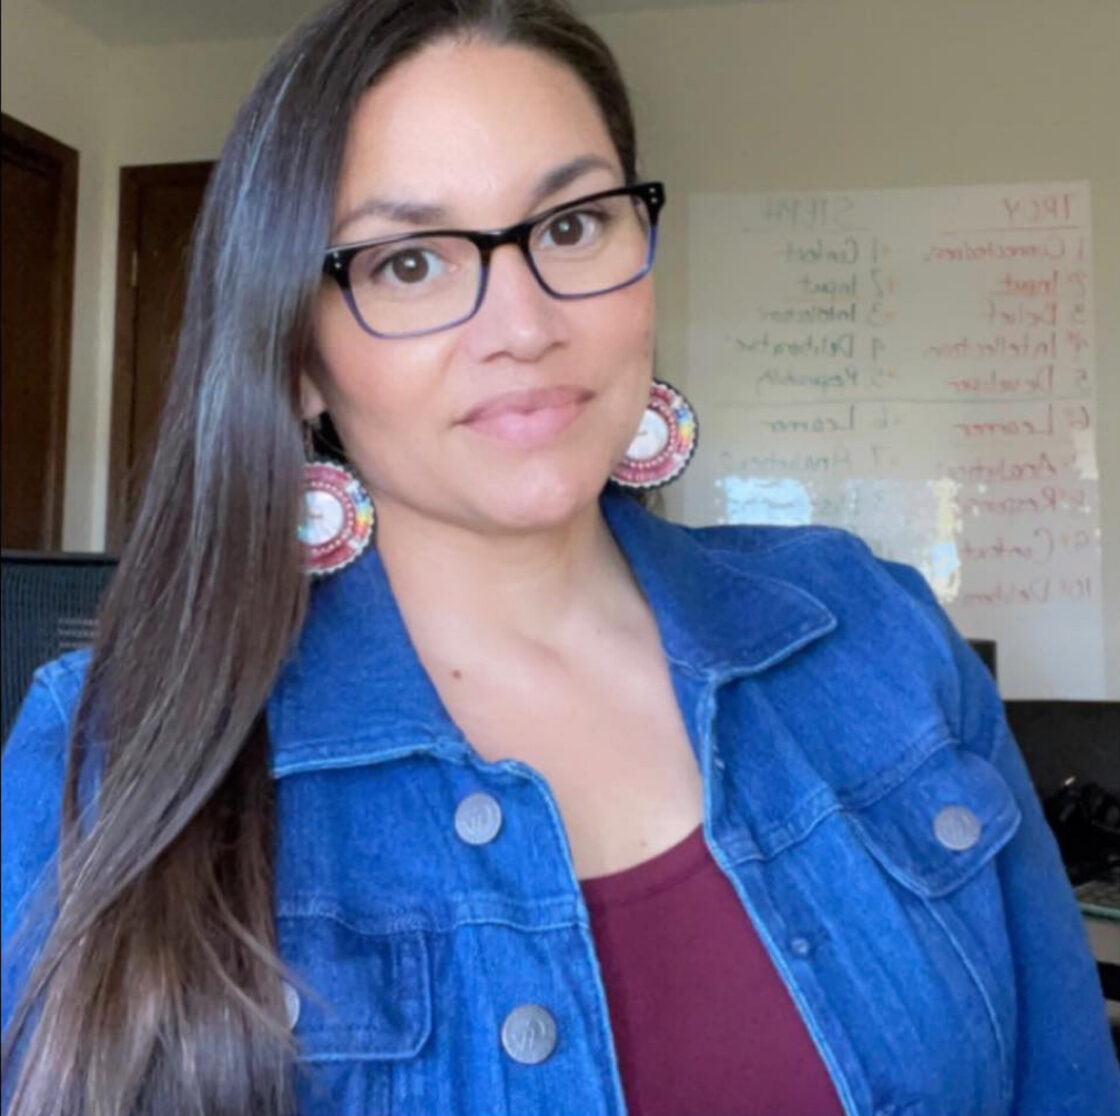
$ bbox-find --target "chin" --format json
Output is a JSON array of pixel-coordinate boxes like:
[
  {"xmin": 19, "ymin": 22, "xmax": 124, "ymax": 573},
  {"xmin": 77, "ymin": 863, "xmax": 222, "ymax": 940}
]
[{"xmin": 472, "ymin": 463, "xmax": 603, "ymax": 534}]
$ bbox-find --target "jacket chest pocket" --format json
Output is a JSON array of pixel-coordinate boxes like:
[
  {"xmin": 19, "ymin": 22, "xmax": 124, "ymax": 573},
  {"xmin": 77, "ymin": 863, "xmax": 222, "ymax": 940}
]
[
  {"xmin": 850, "ymin": 744, "xmax": 1021, "ymax": 898},
  {"xmin": 847, "ymin": 743, "xmax": 1023, "ymax": 1114},
  {"xmin": 277, "ymin": 907, "xmax": 432, "ymax": 1116}
]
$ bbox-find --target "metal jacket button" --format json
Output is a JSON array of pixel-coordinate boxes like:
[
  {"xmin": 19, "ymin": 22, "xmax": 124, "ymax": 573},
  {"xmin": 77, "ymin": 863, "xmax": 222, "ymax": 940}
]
[
  {"xmin": 933, "ymin": 805, "xmax": 982, "ymax": 851},
  {"xmin": 790, "ymin": 936, "xmax": 813, "ymax": 958},
  {"xmin": 501, "ymin": 1004, "xmax": 558, "ymax": 1065},
  {"xmin": 282, "ymin": 980, "xmax": 300, "ymax": 1029},
  {"xmin": 454, "ymin": 792, "xmax": 503, "ymax": 845}
]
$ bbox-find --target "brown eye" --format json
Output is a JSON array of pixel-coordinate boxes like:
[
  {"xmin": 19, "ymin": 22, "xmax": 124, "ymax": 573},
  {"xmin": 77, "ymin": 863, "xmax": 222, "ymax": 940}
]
[
  {"xmin": 545, "ymin": 213, "xmax": 587, "ymax": 247},
  {"xmin": 385, "ymin": 250, "xmax": 430, "ymax": 283},
  {"xmin": 358, "ymin": 245, "xmax": 449, "ymax": 289},
  {"xmin": 537, "ymin": 206, "xmax": 610, "ymax": 253}
]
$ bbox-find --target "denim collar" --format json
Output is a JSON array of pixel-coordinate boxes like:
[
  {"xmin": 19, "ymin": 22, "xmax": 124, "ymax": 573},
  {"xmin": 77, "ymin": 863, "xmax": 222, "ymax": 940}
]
[{"xmin": 268, "ymin": 488, "xmax": 836, "ymax": 776}]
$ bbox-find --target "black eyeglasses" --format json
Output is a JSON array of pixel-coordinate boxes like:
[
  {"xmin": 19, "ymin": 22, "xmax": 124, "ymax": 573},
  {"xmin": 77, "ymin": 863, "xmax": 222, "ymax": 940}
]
[{"xmin": 322, "ymin": 181, "xmax": 665, "ymax": 339}]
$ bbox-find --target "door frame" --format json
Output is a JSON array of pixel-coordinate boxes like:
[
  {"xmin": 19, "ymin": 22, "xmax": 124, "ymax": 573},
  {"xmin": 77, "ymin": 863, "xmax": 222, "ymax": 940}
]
[
  {"xmin": 109, "ymin": 160, "xmax": 213, "ymax": 551},
  {"xmin": 1, "ymin": 112, "xmax": 78, "ymax": 550}
]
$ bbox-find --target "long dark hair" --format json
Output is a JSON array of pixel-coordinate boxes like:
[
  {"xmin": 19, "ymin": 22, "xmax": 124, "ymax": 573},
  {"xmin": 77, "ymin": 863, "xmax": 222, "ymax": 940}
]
[{"xmin": 1, "ymin": 1, "xmax": 640, "ymax": 1113}]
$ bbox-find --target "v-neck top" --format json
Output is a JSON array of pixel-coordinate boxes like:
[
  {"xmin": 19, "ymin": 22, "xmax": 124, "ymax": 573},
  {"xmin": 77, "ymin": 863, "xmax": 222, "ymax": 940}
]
[{"xmin": 580, "ymin": 826, "xmax": 845, "ymax": 1116}]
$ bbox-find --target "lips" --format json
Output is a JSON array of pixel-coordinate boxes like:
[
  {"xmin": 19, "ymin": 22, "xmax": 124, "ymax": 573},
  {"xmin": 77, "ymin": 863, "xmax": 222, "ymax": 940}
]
[
  {"xmin": 457, "ymin": 385, "xmax": 594, "ymax": 446},
  {"xmin": 459, "ymin": 385, "xmax": 593, "ymax": 425}
]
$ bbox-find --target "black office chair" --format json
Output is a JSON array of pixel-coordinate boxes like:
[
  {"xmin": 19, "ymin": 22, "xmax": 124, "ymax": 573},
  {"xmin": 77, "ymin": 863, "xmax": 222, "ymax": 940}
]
[{"xmin": 1, "ymin": 550, "xmax": 118, "ymax": 742}]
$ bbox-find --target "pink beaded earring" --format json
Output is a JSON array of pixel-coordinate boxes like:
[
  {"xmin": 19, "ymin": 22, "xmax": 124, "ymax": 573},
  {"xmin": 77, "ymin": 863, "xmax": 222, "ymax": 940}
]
[
  {"xmin": 298, "ymin": 423, "xmax": 375, "ymax": 577},
  {"xmin": 610, "ymin": 380, "xmax": 698, "ymax": 490}
]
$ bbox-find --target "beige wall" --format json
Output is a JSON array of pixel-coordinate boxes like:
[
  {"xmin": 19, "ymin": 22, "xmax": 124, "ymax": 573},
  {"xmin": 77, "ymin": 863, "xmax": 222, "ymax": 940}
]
[
  {"xmin": 108, "ymin": 36, "xmax": 277, "ymax": 165},
  {"xmin": 2, "ymin": 0, "xmax": 1117, "ymax": 692}
]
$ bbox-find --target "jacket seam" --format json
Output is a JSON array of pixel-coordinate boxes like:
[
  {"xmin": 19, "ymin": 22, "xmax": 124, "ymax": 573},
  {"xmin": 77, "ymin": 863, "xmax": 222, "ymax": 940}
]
[
  {"xmin": 33, "ymin": 667, "xmax": 73, "ymax": 731},
  {"xmin": 835, "ymin": 723, "xmax": 954, "ymax": 811},
  {"xmin": 687, "ymin": 522, "xmax": 852, "ymax": 558},
  {"xmin": 720, "ymin": 724, "xmax": 954, "ymax": 866},
  {"xmin": 922, "ymin": 897, "xmax": 1012, "ymax": 1110}
]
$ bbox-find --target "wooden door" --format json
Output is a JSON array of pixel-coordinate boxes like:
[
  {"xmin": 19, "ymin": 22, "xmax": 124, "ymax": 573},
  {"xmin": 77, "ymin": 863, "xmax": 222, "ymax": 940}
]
[
  {"xmin": 1, "ymin": 114, "xmax": 78, "ymax": 551},
  {"xmin": 109, "ymin": 161, "xmax": 213, "ymax": 550}
]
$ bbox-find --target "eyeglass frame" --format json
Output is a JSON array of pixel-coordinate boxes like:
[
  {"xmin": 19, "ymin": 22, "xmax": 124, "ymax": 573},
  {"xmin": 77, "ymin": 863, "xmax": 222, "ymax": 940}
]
[{"xmin": 321, "ymin": 180, "xmax": 666, "ymax": 339}]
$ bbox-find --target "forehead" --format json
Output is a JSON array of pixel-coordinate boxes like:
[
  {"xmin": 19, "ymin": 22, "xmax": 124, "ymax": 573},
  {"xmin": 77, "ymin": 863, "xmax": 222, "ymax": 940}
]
[{"xmin": 333, "ymin": 39, "xmax": 622, "ymax": 231}]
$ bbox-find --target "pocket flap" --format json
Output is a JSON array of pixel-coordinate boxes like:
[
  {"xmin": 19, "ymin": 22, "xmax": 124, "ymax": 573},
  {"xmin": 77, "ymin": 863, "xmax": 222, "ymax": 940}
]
[
  {"xmin": 277, "ymin": 909, "xmax": 432, "ymax": 1062},
  {"xmin": 849, "ymin": 745, "xmax": 1022, "ymax": 899}
]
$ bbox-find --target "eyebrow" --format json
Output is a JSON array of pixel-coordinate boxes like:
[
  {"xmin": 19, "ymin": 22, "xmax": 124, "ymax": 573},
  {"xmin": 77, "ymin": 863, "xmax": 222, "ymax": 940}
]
[{"xmin": 331, "ymin": 154, "xmax": 620, "ymax": 241}]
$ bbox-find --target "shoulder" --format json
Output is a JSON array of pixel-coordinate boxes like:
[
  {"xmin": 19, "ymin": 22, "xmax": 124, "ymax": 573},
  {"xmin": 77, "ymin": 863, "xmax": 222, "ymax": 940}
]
[
  {"xmin": 686, "ymin": 517, "xmax": 910, "ymax": 569},
  {"xmin": 685, "ymin": 520, "xmax": 943, "ymax": 617},
  {"xmin": 2, "ymin": 649, "xmax": 90, "ymax": 944},
  {"xmin": 684, "ymin": 519, "xmax": 855, "ymax": 557},
  {"xmin": 3, "ymin": 648, "xmax": 91, "ymax": 756},
  {"xmin": 682, "ymin": 519, "xmax": 888, "ymax": 579},
  {"xmin": 680, "ymin": 520, "xmax": 993, "ymax": 746}
]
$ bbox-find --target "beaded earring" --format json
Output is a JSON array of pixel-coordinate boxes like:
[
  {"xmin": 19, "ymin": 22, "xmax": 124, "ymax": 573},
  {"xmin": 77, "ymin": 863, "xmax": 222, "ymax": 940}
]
[
  {"xmin": 610, "ymin": 379, "xmax": 699, "ymax": 490},
  {"xmin": 297, "ymin": 422, "xmax": 375, "ymax": 577}
]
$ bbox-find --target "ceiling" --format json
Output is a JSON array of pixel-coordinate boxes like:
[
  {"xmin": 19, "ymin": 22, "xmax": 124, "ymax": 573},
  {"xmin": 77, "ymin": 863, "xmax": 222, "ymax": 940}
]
[{"xmin": 39, "ymin": 0, "xmax": 774, "ymax": 46}]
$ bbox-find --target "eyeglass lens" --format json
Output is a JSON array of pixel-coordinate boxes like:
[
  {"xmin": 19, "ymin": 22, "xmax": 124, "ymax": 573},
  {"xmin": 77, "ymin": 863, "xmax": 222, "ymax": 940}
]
[{"xmin": 345, "ymin": 192, "xmax": 653, "ymax": 337}]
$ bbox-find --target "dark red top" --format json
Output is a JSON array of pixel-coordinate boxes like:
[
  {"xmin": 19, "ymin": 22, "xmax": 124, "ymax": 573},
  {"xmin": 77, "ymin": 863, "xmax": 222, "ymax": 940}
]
[{"xmin": 580, "ymin": 825, "xmax": 845, "ymax": 1116}]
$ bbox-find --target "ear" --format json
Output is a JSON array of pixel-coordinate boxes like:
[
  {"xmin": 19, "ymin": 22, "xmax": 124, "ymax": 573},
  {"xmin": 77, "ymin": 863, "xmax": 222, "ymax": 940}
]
[{"xmin": 299, "ymin": 371, "xmax": 327, "ymax": 422}]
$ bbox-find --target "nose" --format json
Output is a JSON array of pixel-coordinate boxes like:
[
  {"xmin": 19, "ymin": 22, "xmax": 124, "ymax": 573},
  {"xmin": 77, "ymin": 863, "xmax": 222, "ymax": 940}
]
[{"xmin": 462, "ymin": 241, "xmax": 567, "ymax": 362}]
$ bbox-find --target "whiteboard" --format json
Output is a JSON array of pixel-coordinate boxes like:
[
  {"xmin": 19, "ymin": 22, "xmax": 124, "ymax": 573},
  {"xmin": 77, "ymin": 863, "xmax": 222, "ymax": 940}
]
[{"xmin": 685, "ymin": 181, "xmax": 1104, "ymax": 699}]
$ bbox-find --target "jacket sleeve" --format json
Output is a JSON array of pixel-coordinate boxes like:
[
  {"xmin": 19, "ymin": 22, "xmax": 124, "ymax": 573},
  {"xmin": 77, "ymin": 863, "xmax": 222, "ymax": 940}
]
[
  {"xmin": 882, "ymin": 560, "xmax": 1120, "ymax": 1116},
  {"xmin": 1, "ymin": 661, "xmax": 77, "ymax": 1040}
]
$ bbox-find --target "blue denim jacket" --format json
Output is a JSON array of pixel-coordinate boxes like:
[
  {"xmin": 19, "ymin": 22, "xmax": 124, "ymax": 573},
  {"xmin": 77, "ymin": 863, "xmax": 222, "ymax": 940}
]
[{"xmin": 4, "ymin": 490, "xmax": 1118, "ymax": 1116}]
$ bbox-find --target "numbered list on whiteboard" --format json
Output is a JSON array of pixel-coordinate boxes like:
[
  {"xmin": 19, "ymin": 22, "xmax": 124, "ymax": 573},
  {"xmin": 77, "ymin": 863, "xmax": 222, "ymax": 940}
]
[{"xmin": 686, "ymin": 181, "xmax": 1103, "ymax": 698}]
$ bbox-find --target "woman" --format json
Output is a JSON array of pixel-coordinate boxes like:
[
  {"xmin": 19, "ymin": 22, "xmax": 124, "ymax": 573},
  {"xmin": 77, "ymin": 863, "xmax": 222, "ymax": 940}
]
[{"xmin": 2, "ymin": 0, "xmax": 1116, "ymax": 1113}]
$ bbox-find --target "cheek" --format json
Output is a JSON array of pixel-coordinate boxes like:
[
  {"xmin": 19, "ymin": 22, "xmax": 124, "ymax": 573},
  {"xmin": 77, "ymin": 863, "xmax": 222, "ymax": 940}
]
[
  {"xmin": 584, "ymin": 279, "xmax": 653, "ymax": 359},
  {"xmin": 313, "ymin": 295, "xmax": 445, "ymax": 432},
  {"xmin": 312, "ymin": 294, "xmax": 371, "ymax": 408},
  {"xmin": 593, "ymin": 283, "xmax": 656, "ymax": 412}
]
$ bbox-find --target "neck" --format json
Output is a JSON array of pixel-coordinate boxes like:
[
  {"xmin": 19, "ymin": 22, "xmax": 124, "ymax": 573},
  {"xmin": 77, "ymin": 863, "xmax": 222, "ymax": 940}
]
[{"xmin": 373, "ymin": 492, "xmax": 641, "ymax": 659}]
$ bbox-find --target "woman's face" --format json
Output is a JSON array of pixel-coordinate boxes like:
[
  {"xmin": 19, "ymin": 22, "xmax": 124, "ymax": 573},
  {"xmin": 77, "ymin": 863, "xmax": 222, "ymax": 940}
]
[{"xmin": 306, "ymin": 39, "xmax": 655, "ymax": 535}]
